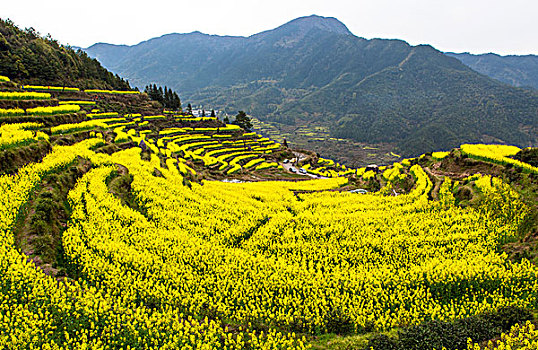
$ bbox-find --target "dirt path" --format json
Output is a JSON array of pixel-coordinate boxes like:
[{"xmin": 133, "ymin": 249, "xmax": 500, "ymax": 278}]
[
  {"xmin": 423, "ymin": 167, "xmax": 443, "ymax": 201},
  {"xmin": 13, "ymin": 158, "xmax": 92, "ymax": 280},
  {"xmin": 281, "ymin": 161, "xmax": 323, "ymax": 179}
]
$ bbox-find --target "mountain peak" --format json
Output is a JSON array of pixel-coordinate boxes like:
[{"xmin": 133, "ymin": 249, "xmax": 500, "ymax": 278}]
[
  {"xmin": 252, "ymin": 15, "xmax": 353, "ymax": 39},
  {"xmin": 285, "ymin": 15, "xmax": 353, "ymax": 35}
]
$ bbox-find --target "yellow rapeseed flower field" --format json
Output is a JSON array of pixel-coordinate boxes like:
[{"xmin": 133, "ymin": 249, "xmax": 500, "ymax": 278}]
[{"xmin": 0, "ymin": 115, "xmax": 536, "ymax": 349}]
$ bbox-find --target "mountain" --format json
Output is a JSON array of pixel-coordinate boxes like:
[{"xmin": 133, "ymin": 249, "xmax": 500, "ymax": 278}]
[
  {"xmin": 0, "ymin": 18, "xmax": 132, "ymax": 90},
  {"xmin": 84, "ymin": 15, "xmax": 538, "ymax": 156},
  {"xmin": 447, "ymin": 52, "xmax": 538, "ymax": 90}
]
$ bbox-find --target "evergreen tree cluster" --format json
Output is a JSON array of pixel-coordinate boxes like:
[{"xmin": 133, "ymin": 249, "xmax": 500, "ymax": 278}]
[{"xmin": 144, "ymin": 84, "xmax": 182, "ymax": 110}]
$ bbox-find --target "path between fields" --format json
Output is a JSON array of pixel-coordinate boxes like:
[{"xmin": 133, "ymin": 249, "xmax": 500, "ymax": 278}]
[{"xmin": 281, "ymin": 151, "xmax": 324, "ymax": 179}]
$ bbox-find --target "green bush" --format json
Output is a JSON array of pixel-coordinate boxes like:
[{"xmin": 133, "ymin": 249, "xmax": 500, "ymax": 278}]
[
  {"xmin": 364, "ymin": 306, "xmax": 532, "ymax": 350},
  {"xmin": 325, "ymin": 308, "xmax": 355, "ymax": 335},
  {"xmin": 398, "ymin": 320, "xmax": 466, "ymax": 350},
  {"xmin": 366, "ymin": 334, "xmax": 398, "ymax": 350},
  {"xmin": 483, "ymin": 306, "xmax": 533, "ymax": 332}
]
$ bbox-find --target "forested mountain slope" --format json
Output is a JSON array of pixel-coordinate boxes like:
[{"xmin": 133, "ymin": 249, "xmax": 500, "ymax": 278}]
[
  {"xmin": 447, "ymin": 52, "xmax": 538, "ymax": 90},
  {"xmin": 85, "ymin": 15, "xmax": 538, "ymax": 156},
  {"xmin": 0, "ymin": 18, "xmax": 132, "ymax": 90}
]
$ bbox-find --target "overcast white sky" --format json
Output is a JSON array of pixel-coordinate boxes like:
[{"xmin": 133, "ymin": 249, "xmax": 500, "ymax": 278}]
[{"xmin": 2, "ymin": 0, "xmax": 536, "ymax": 55}]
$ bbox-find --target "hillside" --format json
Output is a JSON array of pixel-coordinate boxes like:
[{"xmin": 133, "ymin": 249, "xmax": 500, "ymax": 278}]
[
  {"xmin": 0, "ymin": 18, "xmax": 132, "ymax": 90},
  {"xmin": 84, "ymin": 15, "xmax": 538, "ymax": 157},
  {"xmin": 447, "ymin": 52, "xmax": 538, "ymax": 90}
]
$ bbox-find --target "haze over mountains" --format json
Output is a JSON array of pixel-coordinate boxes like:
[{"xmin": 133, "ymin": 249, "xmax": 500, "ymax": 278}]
[
  {"xmin": 446, "ymin": 52, "xmax": 538, "ymax": 90},
  {"xmin": 84, "ymin": 15, "xmax": 538, "ymax": 156}
]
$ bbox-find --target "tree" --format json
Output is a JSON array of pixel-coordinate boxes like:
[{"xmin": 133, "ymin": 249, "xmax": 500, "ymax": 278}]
[
  {"xmin": 157, "ymin": 86, "xmax": 164, "ymax": 104},
  {"xmin": 164, "ymin": 86, "xmax": 171, "ymax": 107},
  {"xmin": 201, "ymin": 109, "xmax": 206, "ymax": 117},
  {"xmin": 210, "ymin": 109, "xmax": 216, "ymax": 118},
  {"xmin": 233, "ymin": 111, "xmax": 252, "ymax": 131},
  {"xmin": 145, "ymin": 84, "xmax": 166, "ymax": 104},
  {"xmin": 173, "ymin": 92, "xmax": 182, "ymax": 111},
  {"xmin": 223, "ymin": 115, "xmax": 230, "ymax": 124},
  {"xmin": 187, "ymin": 103, "xmax": 192, "ymax": 114}
]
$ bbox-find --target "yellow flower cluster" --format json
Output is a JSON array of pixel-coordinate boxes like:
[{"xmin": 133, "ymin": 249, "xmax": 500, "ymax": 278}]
[
  {"xmin": 51, "ymin": 120, "xmax": 108, "ymax": 135},
  {"xmin": 362, "ymin": 170, "xmax": 376, "ymax": 180},
  {"xmin": 461, "ymin": 144, "xmax": 538, "ymax": 174},
  {"xmin": 58, "ymin": 100, "xmax": 96, "ymax": 105},
  {"xmin": 188, "ymin": 125, "xmax": 241, "ymax": 132},
  {"xmin": 317, "ymin": 157, "xmax": 335, "ymax": 166},
  {"xmin": 0, "ymin": 107, "xmax": 25, "ymax": 116},
  {"xmin": 84, "ymin": 89, "xmax": 140, "ymax": 94},
  {"xmin": 244, "ymin": 158, "xmax": 265, "ymax": 169},
  {"xmin": 383, "ymin": 162, "xmax": 404, "ymax": 181},
  {"xmin": 26, "ymin": 105, "xmax": 81, "ymax": 115},
  {"xmin": 467, "ymin": 321, "xmax": 538, "ymax": 349},
  {"xmin": 432, "ymin": 151, "xmax": 450, "ymax": 160},
  {"xmin": 256, "ymin": 162, "xmax": 279, "ymax": 170},
  {"xmin": 22, "ymin": 85, "xmax": 80, "ymax": 92},
  {"xmin": 143, "ymin": 115, "xmax": 166, "ymax": 120},
  {"xmin": 0, "ymin": 122, "xmax": 49, "ymax": 150},
  {"xmin": 87, "ymin": 112, "xmax": 120, "ymax": 119},
  {"xmin": 305, "ymin": 157, "xmax": 358, "ymax": 178},
  {"xmin": 114, "ymin": 126, "xmax": 130, "ymax": 143},
  {"xmin": 0, "ymin": 91, "xmax": 51, "ymax": 100}
]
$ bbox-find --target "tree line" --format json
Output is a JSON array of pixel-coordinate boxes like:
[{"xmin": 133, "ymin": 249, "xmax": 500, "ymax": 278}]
[{"xmin": 144, "ymin": 84, "xmax": 182, "ymax": 110}]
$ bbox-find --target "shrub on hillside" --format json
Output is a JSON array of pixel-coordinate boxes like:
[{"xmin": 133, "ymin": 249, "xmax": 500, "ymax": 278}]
[{"xmin": 365, "ymin": 306, "xmax": 532, "ymax": 350}]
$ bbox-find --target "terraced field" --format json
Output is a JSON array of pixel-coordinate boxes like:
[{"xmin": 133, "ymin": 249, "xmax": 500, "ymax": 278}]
[
  {"xmin": 250, "ymin": 117, "xmax": 401, "ymax": 167},
  {"xmin": 1, "ymin": 75, "xmax": 538, "ymax": 349}
]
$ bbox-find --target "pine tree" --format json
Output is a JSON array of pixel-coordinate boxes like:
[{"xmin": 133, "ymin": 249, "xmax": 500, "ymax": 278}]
[
  {"xmin": 210, "ymin": 109, "xmax": 216, "ymax": 118},
  {"xmin": 152, "ymin": 84, "xmax": 159, "ymax": 101},
  {"xmin": 158, "ymin": 86, "xmax": 164, "ymax": 105},
  {"xmin": 174, "ymin": 92, "xmax": 182, "ymax": 111},
  {"xmin": 233, "ymin": 111, "xmax": 252, "ymax": 131},
  {"xmin": 164, "ymin": 86, "xmax": 172, "ymax": 108}
]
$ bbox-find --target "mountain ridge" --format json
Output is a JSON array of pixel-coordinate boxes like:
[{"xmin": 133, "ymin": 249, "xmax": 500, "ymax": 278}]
[
  {"xmin": 447, "ymin": 52, "xmax": 538, "ymax": 90},
  {"xmin": 83, "ymin": 15, "xmax": 538, "ymax": 156}
]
